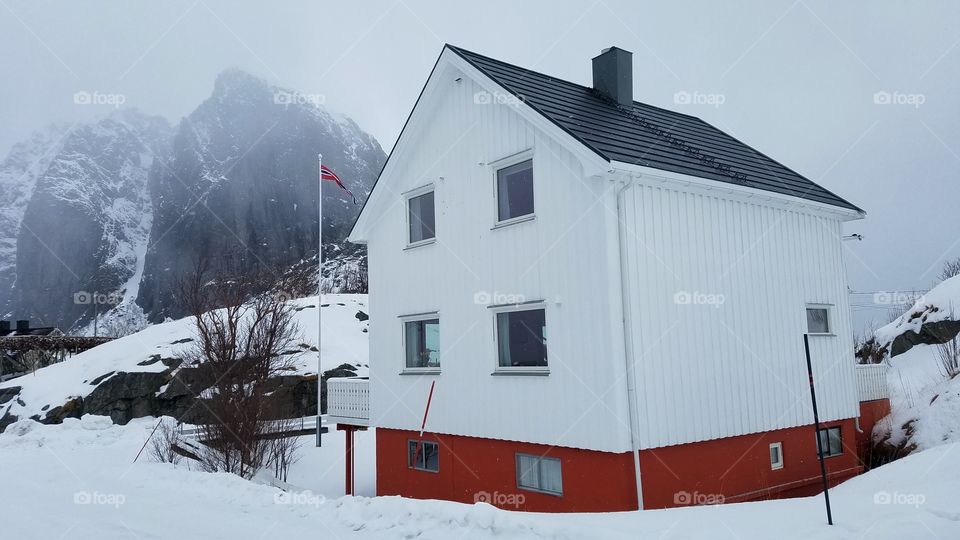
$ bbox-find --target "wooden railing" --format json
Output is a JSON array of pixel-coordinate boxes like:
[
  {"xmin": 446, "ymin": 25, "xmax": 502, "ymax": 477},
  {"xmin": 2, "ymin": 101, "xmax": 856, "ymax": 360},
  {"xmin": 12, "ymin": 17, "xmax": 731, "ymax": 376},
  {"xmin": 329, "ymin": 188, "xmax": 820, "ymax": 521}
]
[
  {"xmin": 326, "ymin": 377, "xmax": 369, "ymax": 426},
  {"xmin": 855, "ymin": 363, "xmax": 889, "ymax": 402}
]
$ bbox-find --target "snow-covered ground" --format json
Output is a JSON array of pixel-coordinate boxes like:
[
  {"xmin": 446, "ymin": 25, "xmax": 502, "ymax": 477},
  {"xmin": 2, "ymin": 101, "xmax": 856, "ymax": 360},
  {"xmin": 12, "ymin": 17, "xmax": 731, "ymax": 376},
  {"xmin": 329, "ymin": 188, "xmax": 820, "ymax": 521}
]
[
  {"xmin": 1, "ymin": 414, "xmax": 958, "ymax": 540},
  {"xmin": 0, "ymin": 294, "xmax": 368, "ymax": 423}
]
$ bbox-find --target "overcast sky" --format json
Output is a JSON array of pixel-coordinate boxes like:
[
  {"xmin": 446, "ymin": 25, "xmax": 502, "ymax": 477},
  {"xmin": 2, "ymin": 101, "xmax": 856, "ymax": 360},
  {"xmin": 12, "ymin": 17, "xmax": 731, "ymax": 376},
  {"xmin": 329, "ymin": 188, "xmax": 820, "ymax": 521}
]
[{"xmin": 2, "ymin": 0, "xmax": 958, "ymax": 332}]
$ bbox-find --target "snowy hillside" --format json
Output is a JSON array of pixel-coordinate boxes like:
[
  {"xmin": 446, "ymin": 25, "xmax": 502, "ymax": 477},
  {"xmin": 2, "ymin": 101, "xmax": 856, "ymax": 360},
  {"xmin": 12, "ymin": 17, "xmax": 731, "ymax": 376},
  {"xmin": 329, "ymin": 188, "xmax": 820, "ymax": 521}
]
[
  {"xmin": 0, "ymin": 295, "xmax": 368, "ymax": 428},
  {"xmin": 868, "ymin": 275, "xmax": 960, "ymax": 453},
  {"xmin": 1, "ymin": 414, "xmax": 958, "ymax": 540}
]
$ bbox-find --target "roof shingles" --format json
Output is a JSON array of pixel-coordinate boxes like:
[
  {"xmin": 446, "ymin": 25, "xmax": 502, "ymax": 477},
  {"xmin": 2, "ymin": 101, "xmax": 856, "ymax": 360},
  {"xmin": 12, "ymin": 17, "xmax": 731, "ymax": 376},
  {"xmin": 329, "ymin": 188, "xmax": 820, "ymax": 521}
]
[{"xmin": 449, "ymin": 45, "xmax": 861, "ymax": 213}]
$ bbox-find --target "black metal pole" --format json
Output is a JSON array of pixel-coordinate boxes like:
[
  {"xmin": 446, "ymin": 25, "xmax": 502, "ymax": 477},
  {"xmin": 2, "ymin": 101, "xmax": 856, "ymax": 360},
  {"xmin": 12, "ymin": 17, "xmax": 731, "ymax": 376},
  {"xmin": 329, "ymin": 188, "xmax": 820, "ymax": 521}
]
[{"xmin": 804, "ymin": 334, "xmax": 834, "ymax": 525}]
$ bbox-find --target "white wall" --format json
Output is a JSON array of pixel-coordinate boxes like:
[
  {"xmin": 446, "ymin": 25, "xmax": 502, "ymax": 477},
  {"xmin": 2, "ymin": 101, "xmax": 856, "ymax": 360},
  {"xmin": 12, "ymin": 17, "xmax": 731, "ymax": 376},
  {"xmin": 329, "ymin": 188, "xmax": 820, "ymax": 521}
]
[
  {"xmin": 365, "ymin": 64, "xmax": 634, "ymax": 453},
  {"xmin": 618, "ymin": 181, "xmax": 859, "ymax": 449},
  {"xmin": 361, "ymin": 57, "xmax": 859, "ymax": 455}
]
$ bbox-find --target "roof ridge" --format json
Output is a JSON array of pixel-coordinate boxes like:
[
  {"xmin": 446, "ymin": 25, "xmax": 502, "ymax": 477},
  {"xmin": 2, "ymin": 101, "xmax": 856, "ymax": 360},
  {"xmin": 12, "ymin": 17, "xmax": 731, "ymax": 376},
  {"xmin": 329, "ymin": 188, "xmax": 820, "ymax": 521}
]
[{"xmin": 445, "ymin": 44, "xmax": 705, "ymax": 121}]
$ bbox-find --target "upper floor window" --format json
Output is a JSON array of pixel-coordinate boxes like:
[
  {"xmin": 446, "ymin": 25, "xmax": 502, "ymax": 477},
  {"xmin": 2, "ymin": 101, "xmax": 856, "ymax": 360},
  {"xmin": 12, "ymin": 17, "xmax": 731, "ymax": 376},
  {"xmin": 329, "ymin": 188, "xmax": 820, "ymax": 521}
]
[
  {"xmin": 407, "ymin": 189, "xmax": 435, "ymax": 245},
  {"xmin": 496, "ymin": 159, "xmax": 534, "ymax": 222},
  {"xmin": 404, "ymin": 317, "xmax": 440, "ymax": 370},
  {"xmin": 806, "ymin": 305, "xmax": 831, "ymax": 334},
  {"xmin": 496, "ymin": 307, "xmax": 547, "ymax": 369},
  {"xmin": 816, "ymin": 427, "xmax": 842, "ymax": 458}
]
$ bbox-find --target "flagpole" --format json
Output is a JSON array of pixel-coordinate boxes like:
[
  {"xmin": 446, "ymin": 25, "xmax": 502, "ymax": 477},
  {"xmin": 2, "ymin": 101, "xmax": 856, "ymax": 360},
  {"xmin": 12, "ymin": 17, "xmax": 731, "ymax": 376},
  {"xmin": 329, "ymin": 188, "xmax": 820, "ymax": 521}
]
[{"xmin": 316, "ymin": 152, "xmax": 323, "ymax": 447}]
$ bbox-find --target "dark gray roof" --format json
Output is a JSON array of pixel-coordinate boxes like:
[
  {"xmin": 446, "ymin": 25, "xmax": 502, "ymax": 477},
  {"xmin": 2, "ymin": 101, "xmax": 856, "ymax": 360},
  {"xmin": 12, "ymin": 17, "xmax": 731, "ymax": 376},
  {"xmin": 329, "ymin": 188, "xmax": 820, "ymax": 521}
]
[{"xmin": 448, "ymin": 45, "xmax": 861, "ymax": 212}]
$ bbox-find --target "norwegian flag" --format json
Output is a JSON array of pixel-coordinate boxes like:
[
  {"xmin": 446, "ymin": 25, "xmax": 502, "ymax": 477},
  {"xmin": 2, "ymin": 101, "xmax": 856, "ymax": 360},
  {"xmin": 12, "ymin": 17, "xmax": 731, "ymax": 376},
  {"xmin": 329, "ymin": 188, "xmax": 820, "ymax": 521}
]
[{"xmin": 321, "ymin": 163, "xmax": 356, "ymax": 204}]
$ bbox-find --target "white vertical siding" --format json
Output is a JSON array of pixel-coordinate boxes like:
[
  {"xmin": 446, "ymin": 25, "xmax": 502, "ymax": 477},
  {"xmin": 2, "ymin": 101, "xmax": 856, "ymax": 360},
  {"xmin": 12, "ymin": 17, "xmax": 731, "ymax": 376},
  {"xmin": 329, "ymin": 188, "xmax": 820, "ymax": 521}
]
[
  {"xmin": 366, "ymin": 66, "xmax": 634, "ymax": 453},
  {"xmin": 620, "ymin": 183, "xmax": 859, "ymax": 449}
]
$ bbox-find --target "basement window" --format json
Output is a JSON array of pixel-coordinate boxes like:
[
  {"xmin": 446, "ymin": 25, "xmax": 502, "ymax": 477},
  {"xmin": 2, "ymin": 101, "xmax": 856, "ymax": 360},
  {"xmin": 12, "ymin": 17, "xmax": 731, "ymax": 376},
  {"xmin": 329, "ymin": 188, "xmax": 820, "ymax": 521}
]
[
  {"xmin": 496, "ymin": 158, "xmax": 534, "ymax": 223},
  {"xmin": 769, "ymin": 442, "xmax": 784, "ymax": 470},
  {"xmin": 806, "ymin": 305, "xmax": 831, "ymax": 334},
  {"xmin": 516, "ymin": 453, "xmax": 562, "ymax": 495},
  {"xmin": 408, "ymin": 440, "xmax": 439, "ymax": 472},
  {"xmin": 407, "ymin": 188, "xmax": 436, "ymax": 245},
  {"xmin": 816, "ymin": 427, "xmax": 843, "ymax": 458}
]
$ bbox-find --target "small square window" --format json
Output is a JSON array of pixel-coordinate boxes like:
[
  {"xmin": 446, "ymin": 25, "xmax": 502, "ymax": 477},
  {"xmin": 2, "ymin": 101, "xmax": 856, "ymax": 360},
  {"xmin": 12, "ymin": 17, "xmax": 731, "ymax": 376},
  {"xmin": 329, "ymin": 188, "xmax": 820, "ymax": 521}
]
[
  {"xmin": 816, "ymin": 427, "xmax": 843, "ymax": 458},
  {"xmin": 806, "ymin": 307, "xmax": 830, "ymax": 334},
  {"xmin": 408, "ymin": 191, "xmax": 435, "ymax": 244},
  {"xmin": 516, "ymin": 453, "xmax": 562, "ymax": 495},
  {"xmin": 496, "ymin": 308, "xmax": 547, "ymax": 368},
  {"xmin": 769, "ymin": 442, "xmax": 784, "ymax": 470},
  {"xmin": 404, "ymin": 318, "xmax": 439, "ymax": 369},
  {"xmin": 408, "ymin": 440, "xmax": 439, "ymax": 472},
  {"xmin": 496, "ymin": 159, "xmax": 534, "ymax": 222}
]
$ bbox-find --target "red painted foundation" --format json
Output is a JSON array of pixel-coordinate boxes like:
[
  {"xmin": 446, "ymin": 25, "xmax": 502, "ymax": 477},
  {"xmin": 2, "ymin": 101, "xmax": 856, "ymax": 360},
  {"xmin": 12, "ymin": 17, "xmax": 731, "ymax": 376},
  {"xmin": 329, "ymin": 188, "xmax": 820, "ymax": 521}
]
[
  {"xmin": 638, "ymin": 419, "xmax": 862, "ymax": 509},
  {"xmin": 856, "ymin": 399, "xmax": 891, "ymax": 466},
  {"xmin": 376, "ymin": 428, "xmax": 638, "ymax": 512},
  {"xmin": 377, "ymin": 419, "xmax": 862, "ymax": 512}
]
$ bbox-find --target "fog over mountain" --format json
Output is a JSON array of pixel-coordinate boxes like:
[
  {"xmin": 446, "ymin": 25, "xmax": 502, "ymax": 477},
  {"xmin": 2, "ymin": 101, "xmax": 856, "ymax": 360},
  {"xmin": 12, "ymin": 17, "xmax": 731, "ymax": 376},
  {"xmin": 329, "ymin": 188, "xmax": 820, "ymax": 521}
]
[{"xmin": 0, "ymin": 70, "xmax": 384, "ymax": 331}]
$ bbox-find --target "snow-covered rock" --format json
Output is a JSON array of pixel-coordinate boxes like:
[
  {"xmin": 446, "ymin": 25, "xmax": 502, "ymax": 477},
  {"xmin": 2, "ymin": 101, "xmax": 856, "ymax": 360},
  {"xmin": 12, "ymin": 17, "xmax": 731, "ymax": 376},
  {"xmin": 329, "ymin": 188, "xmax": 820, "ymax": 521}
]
[
  {"xmin": 875, "ymin": 274, "xmax": 960, "ymax": 358},
  {"xmin": 0, "ymin": 295, "xmax": 368, "ymax": 430}
]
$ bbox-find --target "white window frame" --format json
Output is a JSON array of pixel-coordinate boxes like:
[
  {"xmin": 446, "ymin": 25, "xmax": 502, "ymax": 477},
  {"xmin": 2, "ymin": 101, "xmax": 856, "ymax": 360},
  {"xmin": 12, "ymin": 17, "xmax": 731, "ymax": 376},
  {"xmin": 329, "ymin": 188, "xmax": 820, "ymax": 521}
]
[
  {"xmin": 404, "ymin": 183, "xmax": 436, "ymax": 249},
  {"xmin": 769, "ymin": 442, "xmax": 784, "ymax": 470},
  {"xmin": 399, "ymin": 311, "xmax": 441, "ymax": 374},
  {"xmin": 515, "ymin": 453, "xmax": 563, "ymax": 496},
  {"xmin": 490, "ymin": 149, "xmax": 536, "ymax": 229},
  {"xmin": 490, "ymin": 301, "xmax": 548, "ymax": 375},
  {"xmin": 407, "ymin": 439, "xmax": 440, "ymax": 472},
  {"xmin": 805, "ymin": 304, "xmax": 833, "ymax": 336},
  {"xmin": 816, "ymin": 426, "xmax": 843, "ymax": 458}
]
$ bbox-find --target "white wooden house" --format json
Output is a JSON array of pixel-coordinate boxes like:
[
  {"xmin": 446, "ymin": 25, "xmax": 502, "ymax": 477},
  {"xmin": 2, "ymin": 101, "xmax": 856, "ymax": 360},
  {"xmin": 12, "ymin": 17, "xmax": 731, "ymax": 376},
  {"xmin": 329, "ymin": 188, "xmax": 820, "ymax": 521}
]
[{"xmin": 337, "ymin": 44, "xmax": 869, "ymax": 512}]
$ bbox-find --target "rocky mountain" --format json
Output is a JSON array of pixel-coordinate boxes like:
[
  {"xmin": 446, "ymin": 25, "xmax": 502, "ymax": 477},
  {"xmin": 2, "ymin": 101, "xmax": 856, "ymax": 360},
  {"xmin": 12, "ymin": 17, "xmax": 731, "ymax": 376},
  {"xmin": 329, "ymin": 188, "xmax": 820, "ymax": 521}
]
[
  {"xmin": 2, "ymin": 111, "xmax": 171, "ymax": 330},
  {"xmin": 137, "ymin": 69, "xmax": 383, "ymax": 322},
  {"xmin": 0, "ymin": 70, "xmax": 385, "ymax": 331},
  {"xmin": 0, "ymin": 123, "xmax": 69, "ymax": 317}
]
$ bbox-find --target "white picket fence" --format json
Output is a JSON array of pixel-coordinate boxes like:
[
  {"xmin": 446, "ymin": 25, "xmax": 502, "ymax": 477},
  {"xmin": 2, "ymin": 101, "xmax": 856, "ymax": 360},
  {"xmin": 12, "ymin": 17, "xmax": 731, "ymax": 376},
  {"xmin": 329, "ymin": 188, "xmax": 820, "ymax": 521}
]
[
  {"xmin": 326, "ymin": 377, "xmax": 369, "ymax": 426},
  {"xmin": 855, "ymin": 363, "xmax": 890, "ymax": 402}
]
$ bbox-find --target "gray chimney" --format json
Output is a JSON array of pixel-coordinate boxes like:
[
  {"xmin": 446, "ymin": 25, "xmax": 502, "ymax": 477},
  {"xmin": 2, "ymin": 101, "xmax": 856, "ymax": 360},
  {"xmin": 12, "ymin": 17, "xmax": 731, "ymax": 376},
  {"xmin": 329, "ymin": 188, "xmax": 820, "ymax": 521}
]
[
  {"xmin": 16, "ymin": 319, "xmax": 29, "ymax": 332},
  {"xmin": 0, "ymin": 320, "xmax": 9, "ymax": 333},
  {"xmin": 592, "ymin": 47, "xmax": 633, "ymax": 107}
]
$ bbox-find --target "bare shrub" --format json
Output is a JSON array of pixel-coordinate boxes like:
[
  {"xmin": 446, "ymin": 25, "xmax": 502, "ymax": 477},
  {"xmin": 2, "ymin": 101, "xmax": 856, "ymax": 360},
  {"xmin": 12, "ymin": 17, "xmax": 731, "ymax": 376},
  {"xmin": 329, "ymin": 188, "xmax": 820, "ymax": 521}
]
[
  {"xmin": 149, "ymin": 417, "xmax": 184, "ymax": 465},
  {"xmin": 936, "ymin": 334, "xmax": 960, "ymax": 379},
  {"xmin": 179, "ymin": 259, "xmax": 302, "ymax": 479},
  {"xmin": 855, "ymin": 334, "xmax": 887, "ymax": 365},
  {"xmin": 264, "ymin": 418, "xmax": 303, "ymax": 483},
  {"xmin": 938, "ymin": 257, "xmax": 960, "ymax": 284}
]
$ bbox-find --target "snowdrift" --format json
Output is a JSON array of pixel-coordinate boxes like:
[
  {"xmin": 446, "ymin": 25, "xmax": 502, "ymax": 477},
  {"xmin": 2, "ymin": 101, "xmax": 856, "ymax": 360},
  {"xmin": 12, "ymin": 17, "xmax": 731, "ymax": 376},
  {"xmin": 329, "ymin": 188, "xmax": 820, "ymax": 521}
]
[{"xmin": 1, "ymin": 415, "xmax": 958, "ymax": 540}]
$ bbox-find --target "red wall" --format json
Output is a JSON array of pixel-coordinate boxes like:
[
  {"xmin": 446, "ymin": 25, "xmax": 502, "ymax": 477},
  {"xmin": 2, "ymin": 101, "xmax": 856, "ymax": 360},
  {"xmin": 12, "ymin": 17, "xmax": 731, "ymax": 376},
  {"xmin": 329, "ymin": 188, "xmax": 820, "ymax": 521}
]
[
  {"xmin": 638, "ymin": 419, "xmax": 862, "ymax": 509},
  {"xmin": 856, "ymin": 399, "xmax": 891, "ymax": 465},
  {"xmin": 376, "ymin": 428, "xmax": 639, "ymax": 512},
  {"xmin": 377, "ymin": 420, "xmax": 862, "ymax": 512}
]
